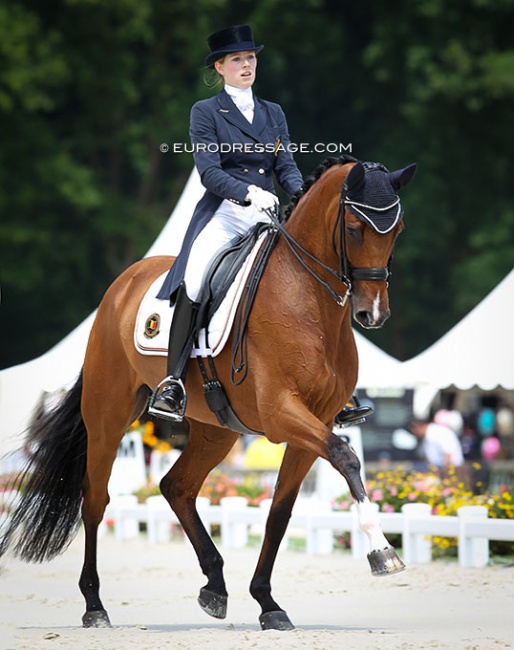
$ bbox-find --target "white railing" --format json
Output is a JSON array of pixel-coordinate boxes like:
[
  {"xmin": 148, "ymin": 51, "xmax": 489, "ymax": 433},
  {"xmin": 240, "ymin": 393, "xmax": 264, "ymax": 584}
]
[
  {"xmin": 2, "ymin": 490, "xmax": 512, "ymax": 568},
  {"xmin": 98, "ymin": 495, "xmax": 514, "ymax": 569}
]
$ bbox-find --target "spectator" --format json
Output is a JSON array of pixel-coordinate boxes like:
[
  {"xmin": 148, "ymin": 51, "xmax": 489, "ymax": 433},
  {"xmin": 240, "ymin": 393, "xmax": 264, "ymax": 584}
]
[{"xmin": 410, "ymin": 417, "xmax": 464, "ymax": 470}]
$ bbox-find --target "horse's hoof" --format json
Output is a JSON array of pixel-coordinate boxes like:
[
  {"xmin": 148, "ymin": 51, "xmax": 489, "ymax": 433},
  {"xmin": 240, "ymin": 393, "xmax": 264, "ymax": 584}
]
[
  {"xmin": 368, "ymin": 546, "xmax": 406, "ymax": 576},
  {"xmin": 82, "ymin": 609, "xmax": 111, "ymax": 628},
  {"xmin": 259, "ymin": 610, "xmax": 295, "ymax": 631},
  {"xmin": 198, "ymin": 587, "xmax": 227, "ymax": 619}
]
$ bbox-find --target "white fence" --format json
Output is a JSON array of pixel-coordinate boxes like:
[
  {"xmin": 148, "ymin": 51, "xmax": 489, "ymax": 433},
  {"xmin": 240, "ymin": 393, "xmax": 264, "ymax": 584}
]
[
  {"xmin": 100, "ymin": 495, "xmax": 514, "ymax": 569},
  {"xmin": 3, "ymin": 429, "xmax": 512, "ymax": 569}
]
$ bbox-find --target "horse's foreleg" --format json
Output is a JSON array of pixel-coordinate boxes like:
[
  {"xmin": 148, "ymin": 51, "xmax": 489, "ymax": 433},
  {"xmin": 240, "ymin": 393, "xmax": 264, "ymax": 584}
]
[
  {"xmin": 159, "ymin": 422, "xmax": 239, "ymax": 620},
  {"xmin": 249, "ymin": 446, "xmax": 317, "ymax": 631},
  {"xmin": 326, "ymin": 433, "xmax": 405, "ymax": 575}
]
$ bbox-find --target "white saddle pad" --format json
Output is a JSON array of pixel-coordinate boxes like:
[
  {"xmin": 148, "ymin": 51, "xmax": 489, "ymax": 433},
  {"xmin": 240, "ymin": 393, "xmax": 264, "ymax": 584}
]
[{"xmin": 134, "ymin": 233, "xmax": 267, "ymax": 358}]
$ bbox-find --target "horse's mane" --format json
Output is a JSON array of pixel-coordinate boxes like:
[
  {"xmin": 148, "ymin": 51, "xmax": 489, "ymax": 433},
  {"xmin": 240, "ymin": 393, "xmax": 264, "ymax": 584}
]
[{"xmin": 284, "ymin": 154, "xmax": 358, "ymax": 220}]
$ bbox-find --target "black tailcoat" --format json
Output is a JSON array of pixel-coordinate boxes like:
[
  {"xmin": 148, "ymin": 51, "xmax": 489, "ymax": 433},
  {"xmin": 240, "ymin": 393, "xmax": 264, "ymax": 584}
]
[{"xmin": 157, "ymin": 89, "xmax": 303, "ymax": 302}]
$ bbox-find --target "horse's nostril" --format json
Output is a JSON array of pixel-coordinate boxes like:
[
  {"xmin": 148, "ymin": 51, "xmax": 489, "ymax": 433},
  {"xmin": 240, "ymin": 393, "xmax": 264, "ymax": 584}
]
[{"xmin": 356, "ymin": 311, "xmax": 371, "ymax": 326}]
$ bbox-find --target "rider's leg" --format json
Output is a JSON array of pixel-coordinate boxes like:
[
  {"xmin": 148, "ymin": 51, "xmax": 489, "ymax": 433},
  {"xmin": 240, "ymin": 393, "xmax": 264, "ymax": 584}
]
[
  {"xmin": 149, "ymin": 203, "xmax": 269, "ymax": 422},
  {"xmin": 149, "ymin": 283, "xmax": 199, "ymax": 422}
]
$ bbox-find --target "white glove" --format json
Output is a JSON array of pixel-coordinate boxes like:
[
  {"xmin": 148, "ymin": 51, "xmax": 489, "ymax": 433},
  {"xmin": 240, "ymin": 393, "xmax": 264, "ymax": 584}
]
[{"xmin": 246, "ymin": 185, "xmax": 279, "ymax": 212}]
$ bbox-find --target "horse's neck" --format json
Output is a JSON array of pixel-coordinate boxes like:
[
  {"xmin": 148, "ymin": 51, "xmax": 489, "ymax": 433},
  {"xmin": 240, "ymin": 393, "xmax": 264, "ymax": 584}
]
[
  {"xmin": 286, "ymin": 167, "xmax": 342, "ymax": 263},
  {"xmin": 270, "ymin": 166, "xmax": 352, "ymax": 338}
]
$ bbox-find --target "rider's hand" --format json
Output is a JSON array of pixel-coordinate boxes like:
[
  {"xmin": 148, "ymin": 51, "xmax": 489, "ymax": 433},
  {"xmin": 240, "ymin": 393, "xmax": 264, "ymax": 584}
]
[{"xmin": 246, "ymin": 185, "xmax": 279, "ymax": 212}]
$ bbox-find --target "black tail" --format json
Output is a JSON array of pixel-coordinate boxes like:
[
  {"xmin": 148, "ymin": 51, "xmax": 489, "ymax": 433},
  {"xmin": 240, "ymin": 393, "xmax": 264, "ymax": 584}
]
[{"xmin": 0, "ymin": 370, "xmax": 87, "ymax": 562}]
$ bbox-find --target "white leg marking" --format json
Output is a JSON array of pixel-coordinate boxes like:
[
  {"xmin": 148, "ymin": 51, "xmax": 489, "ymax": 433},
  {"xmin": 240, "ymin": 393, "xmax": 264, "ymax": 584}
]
[{"xmin": 355, "ymin": 498, "xmax": 390, "ymax": 551}]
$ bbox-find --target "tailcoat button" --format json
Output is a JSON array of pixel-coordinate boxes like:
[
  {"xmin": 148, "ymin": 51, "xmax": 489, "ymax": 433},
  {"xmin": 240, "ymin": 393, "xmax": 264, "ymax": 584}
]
[{"xmin": 258, "ymin": 168, "xmax": 265, "ymax": 174}]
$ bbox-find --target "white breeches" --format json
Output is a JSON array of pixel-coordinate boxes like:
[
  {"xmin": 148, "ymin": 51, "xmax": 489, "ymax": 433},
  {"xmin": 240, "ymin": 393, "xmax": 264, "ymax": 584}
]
[{"xmin": 183, "ymin": 199, "xmax": 271, "ymax": 301}]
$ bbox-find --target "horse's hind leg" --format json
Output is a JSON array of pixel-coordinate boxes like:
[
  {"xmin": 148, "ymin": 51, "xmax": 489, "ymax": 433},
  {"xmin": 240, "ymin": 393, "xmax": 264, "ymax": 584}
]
[
  {"xmin": 159, "ymin": 421, "xmax": 239, "ymax": 619},
  {"xmin": 79, "ymin": 367, "xmax": 149, "ymax": 628},
  {"xmin": 249, "ymin": 445, "xmax": 317, "ymax": 630}
]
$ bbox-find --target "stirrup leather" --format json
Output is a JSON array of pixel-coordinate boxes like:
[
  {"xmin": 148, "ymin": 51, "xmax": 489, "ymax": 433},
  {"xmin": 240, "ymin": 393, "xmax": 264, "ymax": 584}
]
[{"xmin": 148, "ymin": 376, "xmax": 187, "ymax": 422}]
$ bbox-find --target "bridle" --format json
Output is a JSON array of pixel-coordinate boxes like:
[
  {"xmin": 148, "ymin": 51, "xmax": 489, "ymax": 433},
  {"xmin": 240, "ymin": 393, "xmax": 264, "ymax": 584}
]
[
  {"xmin": 335, "ymin": 161, "xmax": 393, "ymax": 288},
  {"xmin": 264, "ymin": 162, "xmax": 396, "ymax": 308}
]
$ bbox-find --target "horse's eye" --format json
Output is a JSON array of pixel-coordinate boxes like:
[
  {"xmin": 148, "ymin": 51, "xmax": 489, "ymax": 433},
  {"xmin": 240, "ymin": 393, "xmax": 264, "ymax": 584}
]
[{"xmin": 346, "ymin": 226, "xmax": 362, "ymax": 242}]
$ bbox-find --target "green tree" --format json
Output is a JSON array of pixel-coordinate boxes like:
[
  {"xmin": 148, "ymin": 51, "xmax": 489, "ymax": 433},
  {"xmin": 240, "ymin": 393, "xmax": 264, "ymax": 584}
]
[{"xmin": 1, "ymin": 0, "xmax": 513, "ymax": 369}]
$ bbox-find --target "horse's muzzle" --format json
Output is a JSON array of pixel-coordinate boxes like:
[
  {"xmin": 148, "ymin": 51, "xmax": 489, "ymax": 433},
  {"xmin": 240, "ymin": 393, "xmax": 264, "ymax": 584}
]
[{"xmin": 353, "ymin": 304, "xmax": 391, "ymax": 329}]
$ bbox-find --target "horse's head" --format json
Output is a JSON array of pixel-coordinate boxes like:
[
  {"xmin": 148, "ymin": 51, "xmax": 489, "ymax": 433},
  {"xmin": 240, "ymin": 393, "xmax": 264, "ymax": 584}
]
[{"xmin": 342, "ymin": 160, "xmax": 417, "ymax": 329}]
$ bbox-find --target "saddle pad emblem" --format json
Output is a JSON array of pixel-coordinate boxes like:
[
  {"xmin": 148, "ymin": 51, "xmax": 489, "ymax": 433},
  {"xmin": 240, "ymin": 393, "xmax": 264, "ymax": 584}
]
[{"xmin": 144, "ymin": 313, "xmax": 161, "ymax": 338}]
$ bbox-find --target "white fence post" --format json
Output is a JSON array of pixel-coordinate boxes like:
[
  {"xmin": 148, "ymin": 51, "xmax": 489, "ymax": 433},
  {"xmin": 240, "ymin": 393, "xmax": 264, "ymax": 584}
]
[
  {"xmin": 110, "ymin": 495, "xmax": 141, "ymax": 541},
  {"xmin": 458, "ymin": 505, "xmax": 489, "ymax": 568},
  {"xmin": 401, "ymin": 503, "xmax": 432, "ymax": 564},
  {"xmin": 149, "ymin": 449, "xmax": 181, "ymax": 484},
  {"xmin": 220, "ymin": 496, "xmax": 249, "ymax": 548},
  {"xmin": 147, "ymin": 495, "xmax": 174, "ymax": 543},
  {"xmin": 299, "ymin": 499, "xmax": 334, "ymax": 556},
  {"xmin": 108, "ymin": 432, "xmax": 147, "ymax": 496}
]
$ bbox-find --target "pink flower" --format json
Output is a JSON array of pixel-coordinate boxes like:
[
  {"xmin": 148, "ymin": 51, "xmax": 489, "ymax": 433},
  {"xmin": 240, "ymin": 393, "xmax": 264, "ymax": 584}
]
[
  {"xmin": 408, "ymin": 492, "xmax": 417, "ymax": 501},
  {"xmin": 372, "ymin": 489, "xmax": 384, "ymax": 501},
  {"xmin": 381, "ymin": 503, "xmax": 395, "ymax": 513}
]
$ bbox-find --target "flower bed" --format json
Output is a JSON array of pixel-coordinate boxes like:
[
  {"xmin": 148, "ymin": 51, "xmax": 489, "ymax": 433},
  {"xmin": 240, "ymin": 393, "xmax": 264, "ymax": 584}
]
[
  {"xmin": 132, "ymin": 469, "xmax": 273, "ymax": 507},
  {"xmin": 333, "ymin": 466, "xmax": 514, "ymax": 557}
]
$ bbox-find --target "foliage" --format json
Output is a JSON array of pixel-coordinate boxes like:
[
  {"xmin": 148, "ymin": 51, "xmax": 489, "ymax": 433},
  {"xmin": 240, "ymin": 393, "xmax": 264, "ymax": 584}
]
[
  {"xmin": 200, "ymin": 469, "xmax": 273, "ymax": 506},
  {"xmin": 333, "ymin": 466, "xmax": 514, "ymax": 556},
  {"xmin": 132, "ymin": 469, "xmax": 272, "ymax": 506},
  {"xmin": 132, "ymin": 481, "xmax": 163, "ymax": 504},
  {"xmin": 0, "ymin": 472, "xmax": 29, "ymax": 513},
  {"xmin": 0, "ymin": 472, "xmax": 27, "ymax": 494},
  {"xmin": 1, "ymin": 0, "xmax": 514, "ymax": 367}
]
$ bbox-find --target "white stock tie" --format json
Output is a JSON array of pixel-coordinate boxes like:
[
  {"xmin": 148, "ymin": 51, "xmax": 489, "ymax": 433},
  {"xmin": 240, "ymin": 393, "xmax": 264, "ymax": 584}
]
[
  {"xmin": 237, "ymin": 100, "xmax": 254, "ymax": 123},
  {"xmin": 227, "ymin": 88, "xmax": 254, "ymax": 123}
]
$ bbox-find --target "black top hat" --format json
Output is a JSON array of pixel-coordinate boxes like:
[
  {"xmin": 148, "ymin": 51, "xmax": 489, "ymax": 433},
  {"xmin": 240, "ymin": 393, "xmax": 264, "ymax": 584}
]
[{"xmin": 205, "ymin": 25, "xmax": 264, "ymax": 68}]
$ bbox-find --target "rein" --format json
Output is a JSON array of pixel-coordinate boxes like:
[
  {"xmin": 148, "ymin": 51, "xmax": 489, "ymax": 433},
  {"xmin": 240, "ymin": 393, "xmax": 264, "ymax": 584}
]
[{"xmin": 264, "ymin": 207, "xmax": 352, "ymax": 307}]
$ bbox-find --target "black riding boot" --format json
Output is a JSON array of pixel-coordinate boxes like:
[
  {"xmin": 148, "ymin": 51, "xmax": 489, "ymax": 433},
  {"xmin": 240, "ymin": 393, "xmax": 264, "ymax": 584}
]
[
  {"xmin": 148, "ymin": 284, "xmax": 199, "ymax": 422},
  {"xmin": 334, "ymin": 394, "xmax": 374, "ymax": 428}
]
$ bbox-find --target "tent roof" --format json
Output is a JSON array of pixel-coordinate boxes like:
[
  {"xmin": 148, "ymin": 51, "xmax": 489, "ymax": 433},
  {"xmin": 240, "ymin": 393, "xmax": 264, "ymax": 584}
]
[{"xmin": 401, "ymin": 268, "xmax": 514, "ymax": 391}]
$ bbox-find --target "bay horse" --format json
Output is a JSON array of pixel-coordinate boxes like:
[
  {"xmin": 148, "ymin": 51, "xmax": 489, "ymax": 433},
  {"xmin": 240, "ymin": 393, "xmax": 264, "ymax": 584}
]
[{"xmin": 0, "ymin": 155, "xmax": 416, "ymax": 631}]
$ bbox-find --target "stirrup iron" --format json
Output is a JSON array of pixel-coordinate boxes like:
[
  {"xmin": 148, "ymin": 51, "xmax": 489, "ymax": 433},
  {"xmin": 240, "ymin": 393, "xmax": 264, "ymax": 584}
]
[{"xmin": 148, "ymin": 376, "xmax": 187, "ymax": 422}]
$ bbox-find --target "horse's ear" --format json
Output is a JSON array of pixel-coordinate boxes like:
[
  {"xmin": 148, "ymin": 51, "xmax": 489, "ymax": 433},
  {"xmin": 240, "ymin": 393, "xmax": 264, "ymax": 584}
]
[
  {"xmin": 389, "ymin": 163, "xmax": 417, "ymax": 191},
  {"xmin": 345, "ymin": 162, "xmax": 365, "ymax": 192}
]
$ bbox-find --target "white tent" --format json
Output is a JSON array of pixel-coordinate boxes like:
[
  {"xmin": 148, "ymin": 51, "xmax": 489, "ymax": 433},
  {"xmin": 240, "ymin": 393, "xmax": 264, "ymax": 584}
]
[
  {"xmin": 0, "ymin": 168, "xmax": 406, "ymax": 458},
  {"xmin": 400, "ymin": 268, "xmax": 514, "ymax": 415},
  {"xmin": 0, "ymin": 170, "xmax": 203, "ymax": 458},
  {"xmin": 402, "ymin": 268, "xmax": 514, "ymax": 391}
]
